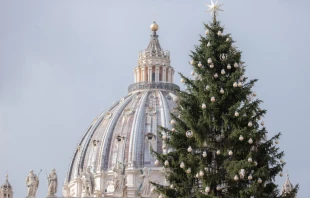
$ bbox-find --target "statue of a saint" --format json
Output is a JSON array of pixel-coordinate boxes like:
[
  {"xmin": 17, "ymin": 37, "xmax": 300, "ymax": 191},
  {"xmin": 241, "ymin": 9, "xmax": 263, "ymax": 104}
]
[
  {"xmin": 140, "ymin": 167, "xmax": 152, "ymax": 196},
  {"xmin": 81, "ymin": 166, "xmax": 95, "ymax": 196},
  {"xmin": 26, "ymin": 170, "xmax": 39, "ymax": 198},
  {"xmin": 47, "ymin": 169, "xmax": 58, "ymax": 196},
  {"xmin": 113, "ymin": 163, "xmax": 126, "ymax": 194}
]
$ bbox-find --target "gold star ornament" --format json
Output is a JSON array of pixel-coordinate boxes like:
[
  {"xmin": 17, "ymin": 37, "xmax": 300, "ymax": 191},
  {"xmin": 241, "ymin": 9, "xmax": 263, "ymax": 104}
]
[{"xmin": 206, "ymin": 0, "xmax": 224, "ymax": 17}]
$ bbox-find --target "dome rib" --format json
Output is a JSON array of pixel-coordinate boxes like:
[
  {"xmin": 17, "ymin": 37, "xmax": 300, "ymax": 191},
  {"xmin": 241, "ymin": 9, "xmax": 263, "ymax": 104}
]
[
  {"xmin": 100, "ymin": 94, "xmax": 135, "ymax": 171},
  {"xmin": 158, "ymin": 91, "xmax": 172, "ymax": 128},
  {"xmin": 128, "ymin": 91, "xmax": 149, "ymax": 168},
  {"xmin": 67, "ymin": 122, "xmax": 94, "ymax": 182}
]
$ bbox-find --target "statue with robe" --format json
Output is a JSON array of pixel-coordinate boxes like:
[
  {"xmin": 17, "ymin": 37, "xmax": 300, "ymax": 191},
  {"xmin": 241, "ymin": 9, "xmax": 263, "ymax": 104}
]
[
  {"xmin": 113, "ymin": 163, "xmax": 126, "ymax": 194},
  {"xmin": 139, "ymin": 167, "xmax": 152, "ymax": 196},
  {"xmin": 47, "ymin": 169, "xmax": 58, "ymax": 196},
  {"xmin": 81, "ymin": 166, "xmax": 95, "ymax": 196},
  {"xmin": 26, "ymin": 170, "xmax": 39, "ymax": 198}
]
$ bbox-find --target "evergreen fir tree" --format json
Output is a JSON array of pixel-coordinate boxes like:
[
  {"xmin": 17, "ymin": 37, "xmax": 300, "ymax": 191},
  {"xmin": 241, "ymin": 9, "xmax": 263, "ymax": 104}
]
[{"xmin": 152, "ymin": 2, "xmax": 298, "ymax": 198}]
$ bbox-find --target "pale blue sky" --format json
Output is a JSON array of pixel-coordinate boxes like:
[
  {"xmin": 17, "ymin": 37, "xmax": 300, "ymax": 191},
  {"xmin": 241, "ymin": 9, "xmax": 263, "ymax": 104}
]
[{"xmin": 0, "ymin": 0, "xmax": 309, "ymax": 197}]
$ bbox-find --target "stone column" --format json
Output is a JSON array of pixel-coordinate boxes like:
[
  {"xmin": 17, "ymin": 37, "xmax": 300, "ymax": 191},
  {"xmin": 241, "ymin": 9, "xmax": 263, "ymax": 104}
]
[
  {"xmin": 148, "ymin": 66, "xmax": 152, "ymax": 82},
  {"xmin": 137, "ymin": 68, "xmax": 141, "ymax": 82},
  {"xmin": 168, "ymin": 68, "xmax": 172, "ymax": 83},
  {"xmin": 141, "ymin": 67, "xmax": 145, "ymax": 82},
  {"xmin": 162, "ymin": 67, "xmax": 166, "ymax": 82},
  {"xmin": 155, "ymin": 66, "xmax": 159, "ymax": 82}
]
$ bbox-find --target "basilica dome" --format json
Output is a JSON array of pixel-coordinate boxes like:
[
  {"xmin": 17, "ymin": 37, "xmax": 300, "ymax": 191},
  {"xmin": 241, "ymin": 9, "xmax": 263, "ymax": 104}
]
[{"xmin": 63, "ymin": 22, "xmax": 179, "ymax": 198}]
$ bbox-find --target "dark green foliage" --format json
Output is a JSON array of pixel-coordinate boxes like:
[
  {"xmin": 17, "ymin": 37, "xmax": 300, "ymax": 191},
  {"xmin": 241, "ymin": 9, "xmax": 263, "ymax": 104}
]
[{"xmin": 151, "ymin": 18, "xmax": 298, "ymax": 198}]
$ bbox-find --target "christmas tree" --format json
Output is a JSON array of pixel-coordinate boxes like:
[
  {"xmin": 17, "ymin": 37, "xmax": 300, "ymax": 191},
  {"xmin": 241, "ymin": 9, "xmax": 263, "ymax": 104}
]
[{"xmin": 152, "ymin": 1, "xmax": 298, "ymax": 198}]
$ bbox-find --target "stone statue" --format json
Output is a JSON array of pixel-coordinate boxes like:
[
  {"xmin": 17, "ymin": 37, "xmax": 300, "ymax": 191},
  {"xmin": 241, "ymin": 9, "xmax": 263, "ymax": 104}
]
[
  {"xmin": 106, "ymin": 180, "xmax": 115, "ymax": 193},
  {"xmin": 26, "ymin": 170, "xmax": 39, "ymax": 198},
  {"xmin": 113, "ymin": 163, "xmax": 126, "ymax": 194},
  {"xmin": 47, "ymin": 169, "xmax": 58, "ymax": 197},
  {"xmin": 139, "ymin": 167, "xmax": 152, "ymax": 196},
  {"xmin": 81, "ymin": 166, "xmax": 95, "ymax": 196}
]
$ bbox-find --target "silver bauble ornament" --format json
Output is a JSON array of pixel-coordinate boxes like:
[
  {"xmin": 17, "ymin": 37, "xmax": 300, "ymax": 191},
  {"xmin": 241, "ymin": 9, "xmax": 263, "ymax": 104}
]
[
  {"xmin": 220, "ymin": 88, "xmax": 224, "ymax": 94},
  {"xmin": 220, "ymin": 53, "xmax": 227, "ymax": 61},
  {"xmin": 199, "ymin": 170, "xmax": 204, "ymax": 177},
  {"xmin": 211, "ymin": 96, "xmax": 215, "ymax": 102},
  {"xmin": 227, "ymin": 64, "xmax": 232, "ymax": 69},
  {"xmin": 186, "ymin": 130, "xmax": 194, "ymax": 138},
  {"xmin": 235, "ymin": 111, "xmax": 239, "ymax": 117},
  {"xmin": 205, "ymin": 29, "xmax": 209, "ymax": 35},
  {"xmin": 228, "ymin": 150, "xmax": 233, "ymax": 156},
  {"xmin": 171, "ymin": 119, "xmax": 176, "ymax": 125},
  {"xmin": 181, "ymin": 78, "xmax": 185, "ymax": 83},
  {"xmin": 214, "ymin": 73, "xmax": 219, "ymax": 78},
  {"xmin": 207, "ymin": 42, "xmax": 211, "ymax": 47},
  {"xmin": 258, "ymin": 178, "xmax": 262, "ymax": 183},
  {"xmin": 202, "ymin": 103, "xmax": 207, "ymax": 109},
  {"xmin": 162, "ymin": 134, "xmax": 167, "ymax": 140},
  {"xmin": 205, "ymin": 186, "xmax": 210, "ymax": 193},
  {"xmin": 248, "ymin": 138, "xmax": 253, "ymax": 144},
  {"xmin": 234, "ymin": 175, "xmax": 239, "ymax": 181},
  {"xmin": 202, "ymin": 151, "xmax": 207, "ymax": 157},
  {"xmin": 248, "ymin": 121, "xmax": 253, "ymax": 127},
  {"xmin": 216, "ymin": 150, "xmax": 221, "ymax": 155},
  {"xmin": 205, "ymin": 85, "xmax": 210, "ymax": 90},
  {"xmin": 187, "ymin": 146, "xmax": 193, "ymax": 152},
  {"xmin": 198, "ymin": 61, "xmax": 202, "ymax": 67},
  {"xmin": 248, "ymin": 174, "xmax": 253, "ymax": 180},
  {"xmin": 248, "ymin": 157, "xmax": 253, "ymax": 163},
  {"xmin": 203, "ymin": 141, "xmax": 208, "ymax": 147},
  {"xmin": 239, "ymin": 135, "xmax": 244, "ymax": 141},
  {"xmin": 180, "ymin": 162, "xmax": 185, "ymax": 168},
  {"xmin": 209, "ymin": 64, "xmax": 214, "ymax": 68},
  {"xmin": 239, "ymin": 169, "xmax": 246, "ymax": 179},
  {"xmin": 208, "ymin": 58, "xmax": 212, "ymax": 64},
  {"xmin": 155, "ymin": 159, "xmax": 159, "ymax": 166},
  {"xmin": 233, "ymin": 82, "xmax": 238, "ymax": 88},
  {"xmin": 221, "ymin": 69, "xmax": 226, "ymax": 75},
  {"xmin": 186, "ymin": 168, "xmax": 191, "ymax": 174},
  {"xmin": 190, "ymin": 60, "xmax": 195, "ymax": 65},
  {"xmin": 234, "ymin": 62, "xmax": 239, "ymax": 68},
  {"xmin": 164, "ymin": 160, "xmax": 169, "ymax": 166},
  {"xmin": 238, "ymin": 82, "xmax": 243, "ymax": 87},
  {"xmin": 217, "ymin": 31, "xmax": 222, "ymax": 36},
  {"xmin": 216, "ymin": 185, "xmax": 222, "ymax": 191}
]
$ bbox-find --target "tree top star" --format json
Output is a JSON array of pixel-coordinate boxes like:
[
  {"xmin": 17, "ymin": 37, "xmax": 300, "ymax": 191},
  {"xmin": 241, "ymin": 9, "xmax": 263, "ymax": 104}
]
[{"xmin": 206, "ymin": 0, "xmax": 224, "ymax": 17}]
